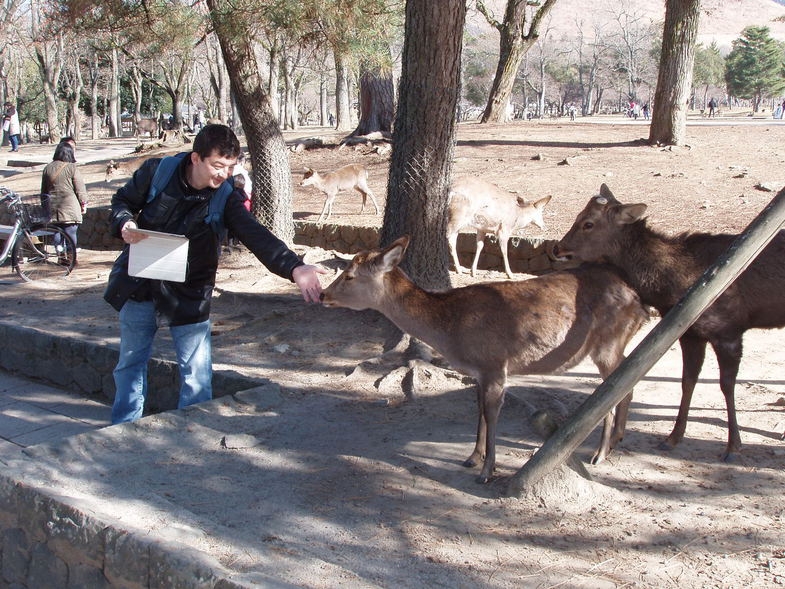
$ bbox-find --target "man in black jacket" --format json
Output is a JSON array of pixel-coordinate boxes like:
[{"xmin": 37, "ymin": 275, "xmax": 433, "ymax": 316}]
[{"xmin": 105, "ymin": 124, "xmax": 326, "ymax": 424}]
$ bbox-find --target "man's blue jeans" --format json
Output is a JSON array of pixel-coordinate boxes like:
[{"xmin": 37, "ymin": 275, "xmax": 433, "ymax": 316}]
[{"xmin": 112, "ymin": 300, "xmax": 212, "ymax": 424}]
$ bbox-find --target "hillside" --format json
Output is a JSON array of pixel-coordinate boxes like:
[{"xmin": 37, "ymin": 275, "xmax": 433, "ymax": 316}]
[{"xmin": 470, "ymin": 0, "xmax": 785, "ymax": 49}]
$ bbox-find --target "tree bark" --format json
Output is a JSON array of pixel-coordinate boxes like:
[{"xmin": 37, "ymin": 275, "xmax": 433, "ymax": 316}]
[
  {"xmin": 206, "ymin": 0, "xmax": 295, "ymax": 244},
  {"xmin": 348, "ymin": 55, "xmax": 395, "ymax": 138},
  {"xmin": 479, "ymin": 0, "xmax": 558, "ymax": 124},
  {"xmin": 333, "ymin": 49, "xmax": 353, "ymax": 131},
  {"xmin": 648, "ymin": 0, "xmax": 701, "ymax": 146},
  {"xmin": 109, "ymin": 46, "xmax": 121, "ymax": 138},
  {"xmin": 381, "ymin": 1, "xmax": 466, "ymax": 290}
]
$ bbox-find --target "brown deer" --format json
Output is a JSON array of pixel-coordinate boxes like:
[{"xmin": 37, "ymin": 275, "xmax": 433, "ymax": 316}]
[
  {"xmin": 134, "ymin": 118, "xmax": 159, "ymax": 140},
  {"xmin": 320, "ymin": 236, "xmax": 648, "ymax": 483},
  {"xmin": 552, "ymin": 184, "xmax": 785, "ymax": 461},
  {"xmin": 300, "ymin": 164, "xmax": 380, "ymax": 223},
  {"xmin": 447, "ymin": 176, "xmax": 551, "ymax": 278}
]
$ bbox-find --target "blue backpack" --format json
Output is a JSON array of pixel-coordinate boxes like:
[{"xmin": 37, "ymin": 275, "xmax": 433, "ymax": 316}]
[{"xmin": 147, "ymin": 152, "xmax": 234, "ymax": 237}]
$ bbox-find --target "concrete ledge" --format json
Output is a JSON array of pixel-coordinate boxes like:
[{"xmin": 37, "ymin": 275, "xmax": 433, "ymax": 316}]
[
  {"xmin": 0, "ymin": 322, "xmax": 262, "ymax": 414},
  {"xmin": 0, "ymin": 473, "xmax": 242, "ymax": 588},
  {"xmin": 0, "ymin": 384, "xmax": 339, "ymax": 588}
]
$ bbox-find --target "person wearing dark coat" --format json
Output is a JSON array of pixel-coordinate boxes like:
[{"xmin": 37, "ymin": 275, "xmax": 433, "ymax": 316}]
[{"xmin": 105, "ymin": 124, "xmax": 326, "ymax": 424}]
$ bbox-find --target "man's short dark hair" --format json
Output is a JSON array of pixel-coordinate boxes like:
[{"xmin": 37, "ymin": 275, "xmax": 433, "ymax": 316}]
[{"xmin": 193, "ymin": 124, "xmax": 241, "ymax": 160}]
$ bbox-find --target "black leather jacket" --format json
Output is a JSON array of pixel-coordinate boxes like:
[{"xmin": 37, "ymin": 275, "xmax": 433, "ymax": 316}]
[{"xmin": 104, "ymin": 155, "xmax": 304, "ymax": 326}]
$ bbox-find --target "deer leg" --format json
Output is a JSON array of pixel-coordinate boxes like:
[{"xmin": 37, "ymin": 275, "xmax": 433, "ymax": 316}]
[
  {"xmin": 355, "ymin": 187, "xmax": 368, "ymax": 214},
  {"xmin": 591, "ymin": 354, "xmax": 631, "ymax": 465},
  {"xmin": 317, "ymin": 193, "xmax": 336, "ymax": 223},
  {"xmin": 470, "ymin": 231, "xmax": 487, "ymax": 277},
  {"xmin": 463, "ymin": 384, "xmax": 486, "ymax": 468},
  {"xmin": 711, "ymin": 338, "xmax": 743, "ymax": 462},
  {"xmin": 447, "ymin": 230, "xmax": 465, "ymax": 274},
  {"xmin": 363, "ymin": 186, "xmax": 380, "ymax": 215},
  {"xmin": 664, "ymin": 336, "xmax": 706, "ymax": 450},
  {"xmin": 477, "ymin": 377, "xmax": 506, "ymax": 484},
  {"xmin": 497, "ymin": 232, "xmax": 513, "ymax": 278}
]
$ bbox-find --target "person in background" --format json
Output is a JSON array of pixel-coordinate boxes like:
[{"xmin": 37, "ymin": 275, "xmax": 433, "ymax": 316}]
[
  {"xmin": 3, "ymin": 102, "xmax": 21, "ymax": 152},
  {"xmin": 40, "ymin": 140, "xmax": 88, "ymax": 251},
  {"xmin": 232, "ymin": 151, "xmax": 253, "ymax": 211},
  {"xmin": 104, "ymin": 123, "xmax": 327, "ymax": 424}
]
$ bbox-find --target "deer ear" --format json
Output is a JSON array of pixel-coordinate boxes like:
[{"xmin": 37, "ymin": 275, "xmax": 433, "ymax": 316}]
[
  {"xmin": 597, "ymin": 184, "xmax": 618, "ymax": 204},
  {"xmin": 533, "ymin": 194, "xmax": 552, "ymax": 210},
  {"xmin": 616, "ymin": 203, "xmax": 647, "ymax": 224},
  {"xmin": 379, "ymin": 236, "xmax": 409, "ymax": 271}
]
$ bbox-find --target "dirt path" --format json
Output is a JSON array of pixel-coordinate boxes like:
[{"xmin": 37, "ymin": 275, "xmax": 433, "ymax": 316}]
[{"xmin": 1, "ymin": 118, "xmax": 784, "ymax": 587}]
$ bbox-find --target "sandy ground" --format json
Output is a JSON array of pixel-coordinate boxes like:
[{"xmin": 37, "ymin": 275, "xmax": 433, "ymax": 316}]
[{"xmin": 1, "ymin": 116, "xmax": 784, "ymax": 587}]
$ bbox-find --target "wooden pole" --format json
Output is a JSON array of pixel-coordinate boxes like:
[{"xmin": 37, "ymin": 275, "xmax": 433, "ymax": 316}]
[{"xmin": 506, "ymin": 187, "xmax": 785, "ymax": 497}]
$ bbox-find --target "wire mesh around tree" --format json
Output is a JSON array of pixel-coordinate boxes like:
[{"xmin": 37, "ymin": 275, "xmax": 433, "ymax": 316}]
[{"xmin": 20, "ymin": 194, "xmax": 52, "ymax": 226}]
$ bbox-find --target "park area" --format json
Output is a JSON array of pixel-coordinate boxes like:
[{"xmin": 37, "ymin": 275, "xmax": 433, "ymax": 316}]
[{"xmin": 1, "ymin": 116, "xmax": 784, "ymax": 587}]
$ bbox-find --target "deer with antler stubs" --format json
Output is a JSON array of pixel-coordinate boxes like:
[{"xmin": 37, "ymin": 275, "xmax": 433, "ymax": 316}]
[{"xmin": 321, "ymin": 236, "xmax": 648, "ymax": 483}]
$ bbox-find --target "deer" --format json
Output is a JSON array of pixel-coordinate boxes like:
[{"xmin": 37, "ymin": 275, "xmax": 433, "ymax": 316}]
[
  {"xmin": 447, "ymin": 176, "xmax": 551, "ymax": 278},
  {"xmin": 320, "ymin": 236, "xmax": 648, "ymax": 483},
  {"xmin": 299, "ymin": 164, "xmax": 380, "ymax": 223},
  {"xmin": 552, "ymin": 184, "xmax": 785, "ymax": 462},
  {"xmin": 134, "ymin": 118, "xmax": 159, "ymax": 140}
]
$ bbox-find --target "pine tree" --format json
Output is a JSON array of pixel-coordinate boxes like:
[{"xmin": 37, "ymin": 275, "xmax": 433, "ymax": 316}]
[{"xmin": 725, "ymin": 26, "xmax": 785, "ymax": 112}]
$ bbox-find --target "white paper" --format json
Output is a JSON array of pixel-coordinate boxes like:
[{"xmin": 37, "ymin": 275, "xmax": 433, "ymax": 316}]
[{"xmin": 128, "ymin": 229, "xmax": 189, "ymax": 282}]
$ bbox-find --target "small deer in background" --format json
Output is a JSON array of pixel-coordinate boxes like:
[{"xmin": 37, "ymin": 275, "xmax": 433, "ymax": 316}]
[
  {"xmin": 321, "ymin": 236, "xmax": 648, "ymax": 483},
  {"xmin": 447, "ymin": 176, "xmax": 551, "ymax": 278},
  {"xmin": 300, "ymin": 164, "xmax": 380, "ymax": 223}
]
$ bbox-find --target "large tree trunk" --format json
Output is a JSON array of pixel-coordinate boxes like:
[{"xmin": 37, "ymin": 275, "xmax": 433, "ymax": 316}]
[
  {"xmin": 479, "ymin": 0, "xmax": 558, "ymax": 124},
  {"xmin": 348, "ymin": 61, "xmax": 395, "ymax": 138},
  {"xmin": 381, "ymin": 1, "xmax": 466, "ymax": 290},
  {"xmin": 648, "ymin": 0, "xmax": 701, "ymax": 146},
  {"xmin": 206, "ymin": 0, "xmax": 294, "ymax": 244}
]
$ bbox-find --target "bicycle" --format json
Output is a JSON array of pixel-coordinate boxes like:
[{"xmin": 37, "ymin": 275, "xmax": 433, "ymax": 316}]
[{"xmin": 0, "ymin": 187, "xmax": 77, "ymax": 281}]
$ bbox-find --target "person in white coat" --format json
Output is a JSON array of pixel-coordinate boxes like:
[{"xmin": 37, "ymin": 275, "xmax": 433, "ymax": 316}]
[{"xmin": 3, "ymin": 102, "xmax": 21, "ymax": 152}]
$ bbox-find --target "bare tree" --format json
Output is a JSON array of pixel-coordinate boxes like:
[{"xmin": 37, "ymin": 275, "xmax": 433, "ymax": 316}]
[
  {"xmin": 30, "ymin": 0, "xmax": 64, "ymax": 141},
  {"xmin": 61, "ymin": 40, "xmax": 84, "ymax": 138},
  {"xmin": 381, "ymin": 0, "xmax": 466, "ymax": 290},
  {"xmin": 604, "ymin": 1, "xmax": 657, "ymax": 103},
  {"xmin": 205, "ymin": 34, "xmax": 229, "ymax": 124},
  {"xmin": 648, "ymin": 0, "xmax": 701, "ymax": 146},
  {"xmin": 0, "ymin": 0, "xmax": 24, "ymax": 100},
  {"xmin": 85, "ymin": 47, "xmax": 103, "ymax": 138},
  {"xmin": 573, "ymin": 17, "xmax": 610, "ymax": 115},
  {"xmin": 519, "ymin": 31, "xmax": 552, "ymax": 118},
  {"xmin": 477, "ymin": 0, "xmax": 558, "ymax": 123}
]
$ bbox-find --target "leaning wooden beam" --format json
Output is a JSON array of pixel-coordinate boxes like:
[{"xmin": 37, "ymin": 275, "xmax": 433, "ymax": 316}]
[{"xmin": 506, "ymin": 186, "xmax": 785, "ymax": 497}]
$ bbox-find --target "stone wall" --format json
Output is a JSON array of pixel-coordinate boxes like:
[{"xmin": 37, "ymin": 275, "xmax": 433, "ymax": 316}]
[
  {"xmin": 0, "ymin": 474, "xmax": 250, "ymax": 588},
  {"xmin": 78, "ymin": 208, "xmax": 558, "ymax": 275},
  {"xmin": 0, "ymin": 323, "xmax": 260, "ymax": 413},
  {"xmin": 1, "ymin": 206, "xmax": 557, "ymax": 274}
]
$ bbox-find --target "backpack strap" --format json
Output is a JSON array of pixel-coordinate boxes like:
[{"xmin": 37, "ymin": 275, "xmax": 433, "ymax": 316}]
[
  {"xmin": 147, "ymin": 152, "xmax": 235, "ymax": 237},
  {"xmin": 204, "ymin": 178, "xmax": 235, "ymax": 237},
  {"xmin": 147, "ymin": 152, "xmax": 188, "ymax": 203}
]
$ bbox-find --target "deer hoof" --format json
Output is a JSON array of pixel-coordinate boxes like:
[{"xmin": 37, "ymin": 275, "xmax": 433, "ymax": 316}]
[
  {"xmin": 722, "ymin": 450, "xmax": 742, "ymax": 463},
  {"xmin": 462, "ymin": 454, "xmax": 482, "ymax": 468},
  {"xmin": 590, "ymin": 450, "xmax": 606, "ymax": 466}
]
